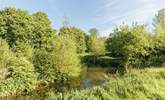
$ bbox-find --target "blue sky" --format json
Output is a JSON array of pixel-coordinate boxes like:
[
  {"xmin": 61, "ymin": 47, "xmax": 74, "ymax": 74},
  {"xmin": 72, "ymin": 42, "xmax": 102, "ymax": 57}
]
[{"xmin": 0, "ymin": 0, "xmax": 165, "ymax": 36}]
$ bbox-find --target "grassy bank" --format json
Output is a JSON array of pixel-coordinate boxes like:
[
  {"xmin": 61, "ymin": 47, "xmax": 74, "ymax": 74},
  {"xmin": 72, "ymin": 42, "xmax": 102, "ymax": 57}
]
[{"xmin": 48, "ymin": 67, "xmax": 165, "ymax": 100}]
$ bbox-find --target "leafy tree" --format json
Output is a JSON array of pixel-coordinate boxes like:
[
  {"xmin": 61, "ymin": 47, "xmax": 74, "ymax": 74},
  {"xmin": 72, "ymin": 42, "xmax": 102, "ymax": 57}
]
[
  {"xmin": 85, "ymin": 28, "xmax": 106, "ymax": 64},
  {"xmin": 32, "ymin": 12, "xmax": 56, "ymax": 49},
  {"xmin": 154, "ymin": 32, "xmax": 165, "ymax": 54},
  {"xmin": 153, "ymin": 9, "xmax": 165, "ymax": 54},
  {"xmin": 33, "ymin": 49, "xmax": 55, "ymax": 83},
  {"xmin": 106, "ymin": 24, "xmax": 150, "ymax": 70},
  {"xmin": 153, "ymin": 8, "xmax": 165, "ymax": 33},
  {"xmin": 12, "ymin": 41, "xmax": 33, "ymax": 60},
  {"xmin": 0, "ymin": 8, "xmax": 56, "ymax": 51},
  {"xmin": 0, "ymin": 38, "xmax": 37, "ymax": 97},
  {"xmin": 33, "ymin": 36, "xmax": 81, "ymax": 84},
  {"xmin": 89, "ymin": 28, "xmax": 99, "ymax": 37},
  {"xmin": 0, "ymin": 7, "xmax": 33, "ymax": 47},
  {"xmin": 59, "ymin": 27, "xmax": 86, "ymax": 53},
  {"xmin": 0, "ymin": 15, "xmax": 6, "ymax": 37},
  {"xmin": 52, "ymin": 36, "xmax": 81, "ymax": 78},
  {"xmin": 90, "ymin": 37, "xmax": 105, "ymax": 56},
  {"xmin": 87, "ymin": 28, "xmax": 105, "ymax": 55}
]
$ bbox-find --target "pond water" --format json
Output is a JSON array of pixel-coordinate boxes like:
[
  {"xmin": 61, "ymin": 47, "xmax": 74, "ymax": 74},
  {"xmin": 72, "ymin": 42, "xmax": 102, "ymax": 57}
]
[
  {"xmin": 53, "ymin": 67, "xmax": 111, "ymax": 92},
  {"xmin": 80, "ymin": 67, "xmax": 110, "ymax": 89},
  {"xmin": 1, "ymin": 67, "xmax": 111, "ymax": 100}
]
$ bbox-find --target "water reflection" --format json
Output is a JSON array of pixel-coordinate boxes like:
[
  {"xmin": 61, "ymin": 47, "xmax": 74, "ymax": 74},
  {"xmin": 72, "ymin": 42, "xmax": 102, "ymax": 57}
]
[
  {"xmin": 80, "ymin": 67, "xmax": 110, "ymax": 89},
  {"xmin": 82, "ymin": 79, "xmax": 108, "ymax": 88}
]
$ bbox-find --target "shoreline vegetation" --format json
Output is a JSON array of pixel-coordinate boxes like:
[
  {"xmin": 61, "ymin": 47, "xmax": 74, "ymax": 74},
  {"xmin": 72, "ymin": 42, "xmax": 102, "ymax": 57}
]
[
  {"xmin": 1, "ymin": 67, "xmax": 165, "ymax": 100},
  {"xmin": 0, "ymin": 7, "xmax": 165, "ymax": 100}
]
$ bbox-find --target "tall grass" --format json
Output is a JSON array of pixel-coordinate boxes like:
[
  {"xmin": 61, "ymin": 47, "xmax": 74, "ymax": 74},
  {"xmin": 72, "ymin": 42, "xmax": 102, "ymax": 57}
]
[{"xmin": 47, "ymin": 67, "xmax": 165, "ymax": 100}]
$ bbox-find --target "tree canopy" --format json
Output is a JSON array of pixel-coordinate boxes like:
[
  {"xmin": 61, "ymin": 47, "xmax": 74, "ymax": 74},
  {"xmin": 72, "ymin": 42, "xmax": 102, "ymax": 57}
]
[
  {"xmin": 153, "ymin": 9, "xmax": 165, "ymax": 54},
  {"xmin": 59, "ymin": 26, "xmax": 86, "ymax": 53},
  {"xmin": 153, "ymin": 8, "xmax": 165, "ymax": 33},
  {"xmin": 0, "ymin": 8, "xmax": 56, "ymax": 50},
  {"xmin": 87, "ymin": 28, "xmax": 105, "ymax": 55},
  {"xmin": 106, "ymin": 24, "xmax": 150, "ymax": 69}
]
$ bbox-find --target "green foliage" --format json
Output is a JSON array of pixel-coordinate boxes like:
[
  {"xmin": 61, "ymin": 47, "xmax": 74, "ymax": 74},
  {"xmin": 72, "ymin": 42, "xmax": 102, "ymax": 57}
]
[
  {"xmin": 87, "ymin": 32, "xmax": 106, "ymax": 55},
  {"xmin": 0, "ymin": 7, "xmax": 33, "ymax": 47},
  {"xmin": 91, "ymin": 38, "xmax": 105, "ymax": 55},
  {"xmin": 0, "ymin": 39, "xmax": 37, "ymax": 97},
  {"xmin": 12, "ymin": 41, "xmax": 33, "ymax": 60},
  {"xmin": 33, "ymin": 49, "xmax": 55, "ymax": 83},
  {"xmin": 59, "ymin": 26, "xmax": 86, "ymax": 53},
  {"xmin": 0, "ymin": 7, "xmax": 165, "ymax": 99},
  {"xmin": 154, "ymin": 32, "xmax": 165, "ymax": 52},
  {"xmin": 153, "ymin": 9, "xmax": 165, "ymax": 52},
  {"xmin": 149, "ymin": 9, "xmax": 165, "ymax": 66},
  {"xmin": 0, "ymin": 38, "xmax": 12, "ymax": 65},
  {"xmin": 106, "ymin": 24, "xmax": 150, "ymax": 69},
  {"xmin": 89, "ymin": 28, "xmax": 99, "ymax": 37},
  {"xmin": 0, "ymin": 7, "xmax": 56, "ymax": 50},
  {"xmin": 153, "ymin": 8, "xmax": 165, "ymax": 34},
  {"xmin": 33, "ymin": 36, "xmax": 81, "ymax": 83},
  {"xmin": 32, "ymin": 12, "xmax": 56, "ymax": 49},
  {"xmin": 52, "ymin": 36, "xmax": 81, "ymax": 78}
]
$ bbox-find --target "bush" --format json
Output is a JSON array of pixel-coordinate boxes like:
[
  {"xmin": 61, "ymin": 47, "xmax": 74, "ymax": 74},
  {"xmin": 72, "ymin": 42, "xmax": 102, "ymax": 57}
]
[{"xmin": 0, "ymin": 39, "xmax": 37, "ymax": 97}]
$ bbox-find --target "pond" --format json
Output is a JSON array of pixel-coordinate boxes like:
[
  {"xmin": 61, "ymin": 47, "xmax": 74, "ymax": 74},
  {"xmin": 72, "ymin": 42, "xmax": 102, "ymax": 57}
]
[
  {"xmin": 80, "ymin": 67, "xmax": 110, "ymax": 89},
  {"xmin": 1, "ymin": 67, "xmax": 112, "ymax": 100},
  {"xmin": 52, "ymin": 66, "xmax": 112, "ymax": 92}
]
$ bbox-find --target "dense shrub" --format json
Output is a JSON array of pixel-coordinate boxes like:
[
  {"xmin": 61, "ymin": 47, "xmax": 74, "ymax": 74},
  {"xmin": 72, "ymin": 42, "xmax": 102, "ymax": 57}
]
[
  {"xmin": 11, "ymin": 41, "xmax": 33, "ymax": 60},
  {"xmin": 0, "ymin": 39, "xmax": 37, "ymax": 97}
]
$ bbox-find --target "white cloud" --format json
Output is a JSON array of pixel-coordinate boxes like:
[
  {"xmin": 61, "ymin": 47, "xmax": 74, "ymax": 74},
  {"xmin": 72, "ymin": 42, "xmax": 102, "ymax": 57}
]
[
  {"xmin": 95, "ymin": 0, "xmax": 119, "ymax": 13},
  {"xmin": 94, "ymin": 0, "xmax": 165, "ymax": 36}
]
